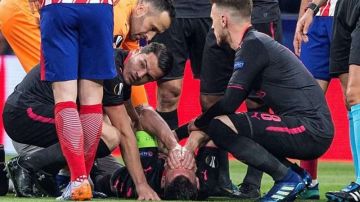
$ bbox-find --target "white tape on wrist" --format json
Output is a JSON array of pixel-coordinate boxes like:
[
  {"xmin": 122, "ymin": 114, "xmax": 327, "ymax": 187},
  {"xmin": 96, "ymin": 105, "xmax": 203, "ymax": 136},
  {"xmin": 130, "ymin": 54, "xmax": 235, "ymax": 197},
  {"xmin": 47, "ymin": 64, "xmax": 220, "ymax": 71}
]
[
  {"xmin": 181, "ymin": 147, "xmax": 188, "ymax": 156},
  {"xmin": 172, "ymin": 144, "xmax": 182, "ymax": 151}
]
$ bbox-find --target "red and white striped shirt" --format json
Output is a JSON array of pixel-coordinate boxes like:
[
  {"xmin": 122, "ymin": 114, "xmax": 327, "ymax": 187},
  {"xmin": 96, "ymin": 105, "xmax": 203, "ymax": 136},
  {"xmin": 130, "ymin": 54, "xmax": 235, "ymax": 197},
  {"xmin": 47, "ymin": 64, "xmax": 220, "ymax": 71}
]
[
  {"xmin": 316, "ymin": 0, "xmax": 337, "ymax": 16},
  {"xmin": 41, "ymin": 0, "xmax": 113, "ymax": 6}
]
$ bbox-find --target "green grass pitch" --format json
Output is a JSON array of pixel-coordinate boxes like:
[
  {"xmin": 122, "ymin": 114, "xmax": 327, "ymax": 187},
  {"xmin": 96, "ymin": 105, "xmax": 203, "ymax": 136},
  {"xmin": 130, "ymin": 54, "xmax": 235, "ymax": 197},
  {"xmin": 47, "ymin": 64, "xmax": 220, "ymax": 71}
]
[{"xmin": 0, "ymin": 159, "xmax": 354, "ymax": 201}]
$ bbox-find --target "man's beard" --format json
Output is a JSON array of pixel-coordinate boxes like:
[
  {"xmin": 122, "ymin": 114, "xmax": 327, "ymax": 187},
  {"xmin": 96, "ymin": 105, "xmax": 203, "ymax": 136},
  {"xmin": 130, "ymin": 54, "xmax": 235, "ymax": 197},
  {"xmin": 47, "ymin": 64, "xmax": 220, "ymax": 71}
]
[{"xmin": 217, "ymin": 33, "xmax": 228, "ymax": 47}]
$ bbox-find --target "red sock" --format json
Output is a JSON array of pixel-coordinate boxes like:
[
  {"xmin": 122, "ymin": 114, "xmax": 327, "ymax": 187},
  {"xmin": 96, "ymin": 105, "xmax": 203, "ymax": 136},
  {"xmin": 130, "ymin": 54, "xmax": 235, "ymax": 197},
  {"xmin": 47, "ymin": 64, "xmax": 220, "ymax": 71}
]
[
  {"xmin": 300, "ymin": 159, "xmax": 318, "ymax": 180},
  {"xmin": 80, "ymin": 104, "xmax": 103, "ymax": 176},
  {"xmin": 55, "ymin": 101, "xmax": 86, "ymax": 182}
]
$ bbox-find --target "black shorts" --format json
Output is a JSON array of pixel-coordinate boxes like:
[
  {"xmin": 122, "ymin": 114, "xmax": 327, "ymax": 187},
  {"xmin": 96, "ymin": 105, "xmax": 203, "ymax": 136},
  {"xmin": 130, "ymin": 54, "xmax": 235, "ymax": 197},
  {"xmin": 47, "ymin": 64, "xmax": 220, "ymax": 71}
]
[
  {"xmin": 200, "ymin": 29, "xmax": 234, "ymax": 95},
  {"xmin": 200, "ymin": 21, "xmax": 282, "ymax": 95},
  {"xmin": 151, "ymin": 18, "xmax": 211, "ymax": 80},
  {"xmin": 253, "ymin": 20, "xmax": 283, "ymax": 43},
  {"xmin": 2, "ymin": 103, "xmax": 57, "ymax": 148},
  {"xmin": 226, "ymin": 112, "xmax": 333, "ymax": 160},
  {"xmin": 330, "ymin": 0, "xmax": 360, "ymax": 77}
]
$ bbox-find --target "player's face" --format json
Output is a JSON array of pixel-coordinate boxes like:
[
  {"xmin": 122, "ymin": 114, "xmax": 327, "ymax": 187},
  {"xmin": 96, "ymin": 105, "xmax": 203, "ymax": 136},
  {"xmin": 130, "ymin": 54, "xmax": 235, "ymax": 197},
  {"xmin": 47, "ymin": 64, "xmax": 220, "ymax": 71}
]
[
  {"xmin": 161, "ymin": 167, "xmax": 199, "ymax": 189},
  {"xmin": 130, "ymin": 4, "xmax": 171, "ymax": 41},
  {"xmin": 210, "ymin": 4, "xmax": 227, "ymax": 46},
  {"xmin": 123, "ymin": 51, "xmax": 164, "ymax": 85}
]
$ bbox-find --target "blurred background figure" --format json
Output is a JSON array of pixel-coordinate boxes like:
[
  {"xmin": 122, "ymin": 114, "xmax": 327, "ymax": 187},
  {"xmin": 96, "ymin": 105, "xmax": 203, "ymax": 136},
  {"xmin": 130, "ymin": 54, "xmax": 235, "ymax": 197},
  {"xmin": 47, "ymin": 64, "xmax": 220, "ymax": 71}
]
[{"xmin": 0, "ymin": 32, "xmax": 12, "ymax": 55}]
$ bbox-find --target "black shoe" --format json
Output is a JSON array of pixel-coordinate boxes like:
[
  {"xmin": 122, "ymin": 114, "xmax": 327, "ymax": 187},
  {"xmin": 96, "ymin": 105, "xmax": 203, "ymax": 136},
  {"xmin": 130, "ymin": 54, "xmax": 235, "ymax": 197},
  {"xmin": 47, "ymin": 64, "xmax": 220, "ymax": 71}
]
[
  {"xmin": 213, "ymin": 182, "xmax": 242, "ymax": 198},
  {"xmin": 326, "ymin": 182, "xmax": 360, "ymax": 202},
  {"xmin": 93, "ymin": 191, "xmax": 108, "ymax": 198},
  {"xmin": 238, "ymin": 183, "xmax": 261, "ymax": 199},
  {"xmin": 32, "ymin": 183, "xmax": 45, "ymax": 197},
  {"xmin": 33, "ymin": 170, "xmax": 60, "ymax": 197},
  {"xmin": 0, "ymin": 144, "xmax": 8, "ymax": 196},
  {"xmin": 299, "ymin": 183, "xmax": 320, "ymax": 200},
  {"xmin": 90, "ymin": 160, "xmax": 103, "ymax": 185},
  {"xmin": 6, "ymin": 156, "xmax": 34, "ymax": 197}
]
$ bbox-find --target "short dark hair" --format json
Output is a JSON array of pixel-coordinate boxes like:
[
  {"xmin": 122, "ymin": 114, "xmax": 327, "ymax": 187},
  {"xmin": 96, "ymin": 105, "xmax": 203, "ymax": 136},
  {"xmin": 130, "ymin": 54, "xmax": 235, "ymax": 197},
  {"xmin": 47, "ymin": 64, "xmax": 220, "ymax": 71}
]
[
  {"xmin": 210, "ymin": 0, "xmax": 252, "ymax": 18},
  {"xmin": 144, "ymin": 0, "xmax": 176, "ymax": 20},
  {"xmin": 140, "ymin": 42, "xmax": 173, "ymax": 78},
  {"xmin": 163, "ymin": 175, "xmax": 198, "ymax": 200}
]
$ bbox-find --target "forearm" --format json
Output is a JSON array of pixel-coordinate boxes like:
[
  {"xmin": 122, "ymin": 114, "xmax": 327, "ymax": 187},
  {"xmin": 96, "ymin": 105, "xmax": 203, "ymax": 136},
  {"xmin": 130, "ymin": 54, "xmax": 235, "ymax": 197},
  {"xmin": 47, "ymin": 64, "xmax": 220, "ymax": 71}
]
[
  {"xmin": 119, "ymin": 125, "xmax": 148, "ymax": 186},
  {"xmin": 138, "ymin": 106, "xmax": 178, "ymax": 150},
  {"xmin": 298, "ymin": 0, "xmax": 311, "ymax": 19},
  {"xmin": 195, "ymin": 87, "xmax": 247, "ymax": 128},
  {"xmin": 100, "ymin": 122, "xmax": 121, "ymax": 151},
  {"xmin": 303, "ymin": 0, "xmax": 327, "ymax": 16},
  {"xmin": 104, "ymin": 105, "xmax": 148, "ymax": 186},
  {"xmin": 125, "ymin": 101, "xmax": 141, "ymax": 130},
  {"xmin": 301, "ymin": 0, "xmax": 327, "ymax": 17},
  {"xmin": 184, "ymin": 131, "xmax": 210, "ymax": 153}
]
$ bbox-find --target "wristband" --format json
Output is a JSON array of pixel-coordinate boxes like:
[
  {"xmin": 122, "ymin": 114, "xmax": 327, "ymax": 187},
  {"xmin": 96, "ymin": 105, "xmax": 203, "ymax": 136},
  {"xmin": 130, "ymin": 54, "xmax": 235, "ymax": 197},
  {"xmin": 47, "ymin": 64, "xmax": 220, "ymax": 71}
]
[
  {"xmin": 181, "ymin": 147, "xmax": 189, "ymax": 156},
  {"xmin": 171, "ymin": 144, "xmax": 182, "ymax": 151},
  {"xmin": 307, "ymin": 2, "xmax": 320, "ymax": 16}
]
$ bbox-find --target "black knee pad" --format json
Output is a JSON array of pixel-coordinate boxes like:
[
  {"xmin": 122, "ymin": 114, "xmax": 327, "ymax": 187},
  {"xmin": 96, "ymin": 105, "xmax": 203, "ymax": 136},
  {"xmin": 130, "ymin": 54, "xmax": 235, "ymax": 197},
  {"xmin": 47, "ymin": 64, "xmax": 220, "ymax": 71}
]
[
  {"xmin": 206, "ymin": 118, "xmax": 237, "ymax": 149},
  {"xmin": 206, "ymin": 118, "xmax": 253, "ymax": 164}
]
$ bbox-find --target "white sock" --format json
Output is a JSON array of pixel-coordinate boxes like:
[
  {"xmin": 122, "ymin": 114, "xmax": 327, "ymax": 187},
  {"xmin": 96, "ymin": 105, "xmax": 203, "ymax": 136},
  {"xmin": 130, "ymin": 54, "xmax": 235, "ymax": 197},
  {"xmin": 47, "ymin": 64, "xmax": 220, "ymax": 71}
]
[{"xmin": 311, "ymin": 180, "xmax": 318, "ymax": 187}]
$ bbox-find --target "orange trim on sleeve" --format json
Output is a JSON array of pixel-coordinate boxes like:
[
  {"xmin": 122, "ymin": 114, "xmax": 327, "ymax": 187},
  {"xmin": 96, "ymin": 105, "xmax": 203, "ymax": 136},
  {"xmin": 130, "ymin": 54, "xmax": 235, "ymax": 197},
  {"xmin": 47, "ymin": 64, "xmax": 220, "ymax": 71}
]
[
  {"xmin": 113, "ymin": 0, "xmax": 139, "ymax": 51},
  {"xmin": 113, "ymin": 1, "xmax": 147, "ymax": 107}
]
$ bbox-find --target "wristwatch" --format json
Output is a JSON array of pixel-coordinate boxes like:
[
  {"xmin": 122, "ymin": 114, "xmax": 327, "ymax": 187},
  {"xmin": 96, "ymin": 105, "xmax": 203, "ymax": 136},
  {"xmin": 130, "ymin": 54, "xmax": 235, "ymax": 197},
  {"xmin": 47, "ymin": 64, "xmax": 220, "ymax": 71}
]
[{"xmin": 307, "ymin": 2, "xmax": 320, "ymax": 16}]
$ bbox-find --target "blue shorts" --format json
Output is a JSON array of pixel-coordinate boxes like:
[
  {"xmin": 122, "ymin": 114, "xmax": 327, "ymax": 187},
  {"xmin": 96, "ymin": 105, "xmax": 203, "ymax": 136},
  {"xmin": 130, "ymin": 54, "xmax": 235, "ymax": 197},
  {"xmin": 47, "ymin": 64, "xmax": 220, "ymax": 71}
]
[
  {"xmin": 300, "ymin": 16, "xmax": 333, "ymax": 81},
  {"xmin": 40, "ymin": 4, "xmax": 116, "ymax": 81}
]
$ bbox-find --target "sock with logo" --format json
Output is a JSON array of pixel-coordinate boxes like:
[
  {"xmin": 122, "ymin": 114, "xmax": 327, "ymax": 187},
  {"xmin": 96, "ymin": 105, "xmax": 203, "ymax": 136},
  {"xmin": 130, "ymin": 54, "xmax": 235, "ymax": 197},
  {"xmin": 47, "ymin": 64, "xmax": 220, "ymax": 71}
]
[{"xmin": 80, "ymin": 104, "xmax": 103, "ymax": 176}]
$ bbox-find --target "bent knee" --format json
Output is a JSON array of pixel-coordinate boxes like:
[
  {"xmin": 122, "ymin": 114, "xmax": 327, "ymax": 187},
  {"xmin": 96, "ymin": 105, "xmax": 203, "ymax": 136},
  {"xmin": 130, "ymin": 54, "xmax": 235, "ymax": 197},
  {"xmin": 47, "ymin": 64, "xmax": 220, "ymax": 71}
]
[
  {"xmin": 211, "ymin": 116, "xmax": 238, "ymax": 134},
  {"xmin": 158, "ymin": 84, "xmax": 181, "ymax": 99},
  {"xmin": 157, "ymin": 82, "xmax": 182, "ymax": 109},
  {"xmin": 200, "ymin": 95, "xmax": 222, "ymax": 112},
  {"xmin": 346, "ymin": 88, "xmax": 360, "ymax": 107}
]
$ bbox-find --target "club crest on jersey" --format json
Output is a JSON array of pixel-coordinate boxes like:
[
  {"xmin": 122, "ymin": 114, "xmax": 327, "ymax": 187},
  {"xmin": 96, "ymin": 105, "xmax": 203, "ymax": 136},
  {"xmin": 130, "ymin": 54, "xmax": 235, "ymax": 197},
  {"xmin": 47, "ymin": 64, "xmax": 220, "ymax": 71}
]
[
  {"xmin": 234, "ymin": 60, "xmax": 245, "ymax": 70},
  {"xmin": 113, "ymin": 83, "xmax": 124, "ymax": 95},
  {"xmin": 114, "ymin": 35, "xmax": 123, "ymax": 48},
  {"xmin": 205, "ymin": 156, "xmax": 218, "ymax": 168}
]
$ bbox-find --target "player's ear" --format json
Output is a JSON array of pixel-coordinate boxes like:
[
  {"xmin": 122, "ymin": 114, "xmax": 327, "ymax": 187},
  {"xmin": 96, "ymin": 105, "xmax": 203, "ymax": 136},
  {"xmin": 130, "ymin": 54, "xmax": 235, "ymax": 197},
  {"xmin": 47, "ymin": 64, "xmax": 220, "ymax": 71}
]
[{"xmin": 221, "ymin": 15, "xmax": 227, "ymax": 28}]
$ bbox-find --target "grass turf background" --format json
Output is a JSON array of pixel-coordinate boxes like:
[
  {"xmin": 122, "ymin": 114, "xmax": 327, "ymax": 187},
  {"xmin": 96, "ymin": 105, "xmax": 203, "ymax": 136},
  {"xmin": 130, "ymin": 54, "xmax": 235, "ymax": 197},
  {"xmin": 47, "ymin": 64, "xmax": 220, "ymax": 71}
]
[{"xmin": 0, "ymin": 159, "xmax": 354, "ymax": 201}]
